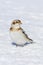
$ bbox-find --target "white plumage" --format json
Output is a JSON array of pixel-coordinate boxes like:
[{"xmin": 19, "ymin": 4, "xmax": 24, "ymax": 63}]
[{"xmin": 9, "ymin": 19, "xmax": 33, "ymax": 46}]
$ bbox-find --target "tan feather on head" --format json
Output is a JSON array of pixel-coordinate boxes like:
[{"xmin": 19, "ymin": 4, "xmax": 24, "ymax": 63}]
[
  {"xmin": 10, "ymin": 19, "xmax": 22, "ymax": 31},
  {"xmin": 12, "ymin": 19, "xmax": 22, "ymax": 25}
]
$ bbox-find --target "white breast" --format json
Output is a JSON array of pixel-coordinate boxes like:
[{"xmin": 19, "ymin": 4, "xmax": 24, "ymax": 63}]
[{"xmin": 10, "ymin": 30, "xmax": 27, "ymax": 45}]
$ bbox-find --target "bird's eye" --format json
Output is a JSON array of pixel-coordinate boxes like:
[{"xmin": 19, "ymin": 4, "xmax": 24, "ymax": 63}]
[
  {"xmin": 10, "ymin": 27, "xmax": 13, "ymax": 30},
  {"xmin": 12, "ymin": 22, "xmax": 15, "ymax": 24},
  {"xmin": 16, "ymin": 21, "xmax": 18, "ymax": 23}
]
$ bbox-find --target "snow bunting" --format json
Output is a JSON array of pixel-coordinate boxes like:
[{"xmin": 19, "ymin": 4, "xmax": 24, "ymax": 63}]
[{"xmin": 9, "ymin": 19, "xmax": 33, "ymax": 46}]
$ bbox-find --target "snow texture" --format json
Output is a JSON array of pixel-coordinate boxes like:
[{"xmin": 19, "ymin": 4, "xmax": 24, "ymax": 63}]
[{"xmin": 0, "ymin": 0, "xmax": 43, "ymax": 65}]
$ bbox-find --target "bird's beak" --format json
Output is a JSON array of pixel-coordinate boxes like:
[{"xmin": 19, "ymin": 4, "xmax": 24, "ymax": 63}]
[{"xmin": 20, "ymin": 22, "xmax": 22, "ymax": 24}]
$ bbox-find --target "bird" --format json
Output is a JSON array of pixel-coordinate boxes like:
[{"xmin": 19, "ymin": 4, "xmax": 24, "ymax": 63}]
[{"xmin": 9, "ymin": 19, "xmax": 33, "ymax": 46}]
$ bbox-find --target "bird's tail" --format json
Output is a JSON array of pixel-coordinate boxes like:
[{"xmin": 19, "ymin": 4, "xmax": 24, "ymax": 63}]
[{"xmin": 27, "ymin": 38, "xmax": 33, "ymax": 43}]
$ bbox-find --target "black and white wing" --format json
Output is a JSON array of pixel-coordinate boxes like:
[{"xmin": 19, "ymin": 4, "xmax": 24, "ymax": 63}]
[{"xmin": 21, "ymin": 28, "xmax": 33, "ymax": 42}]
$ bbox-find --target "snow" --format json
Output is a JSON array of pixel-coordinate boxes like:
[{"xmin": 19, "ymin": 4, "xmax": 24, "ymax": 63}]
[{"xmin": 0, "ymin": 0, "xmax": 43, "ymax": 65}]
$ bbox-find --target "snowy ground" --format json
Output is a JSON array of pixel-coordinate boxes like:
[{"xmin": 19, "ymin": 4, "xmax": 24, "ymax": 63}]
[{"xmin": 0, "ymin": 0, "xmax": 43, "ymax": 65}]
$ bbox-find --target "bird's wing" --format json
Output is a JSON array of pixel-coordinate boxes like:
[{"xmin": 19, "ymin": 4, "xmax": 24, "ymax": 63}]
[{"xmin": 20, "ymin": 28, "xmax": 33, "ymax": 41}]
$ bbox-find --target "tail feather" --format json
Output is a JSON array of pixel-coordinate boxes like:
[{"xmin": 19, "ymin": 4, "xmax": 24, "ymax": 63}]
[{"xmin": 27, "ymin": 38, "xmax": 33, "ymax": 43}]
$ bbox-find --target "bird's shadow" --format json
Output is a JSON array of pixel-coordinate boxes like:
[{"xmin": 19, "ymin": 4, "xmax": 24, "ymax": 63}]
[{"xmin": 12, "ymin": 42, "xmax": 33, "ymax": 47}]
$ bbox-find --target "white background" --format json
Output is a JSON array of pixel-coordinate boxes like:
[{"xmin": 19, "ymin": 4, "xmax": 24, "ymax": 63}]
[{"xmin": 0, "ymin": 0, "xmax": 43, "ymax": 65}]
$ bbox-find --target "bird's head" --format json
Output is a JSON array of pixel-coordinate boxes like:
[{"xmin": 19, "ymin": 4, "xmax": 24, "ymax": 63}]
[{"xmin": 11, "ymin": 19, "xmax": 22, "ymax": 29}]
